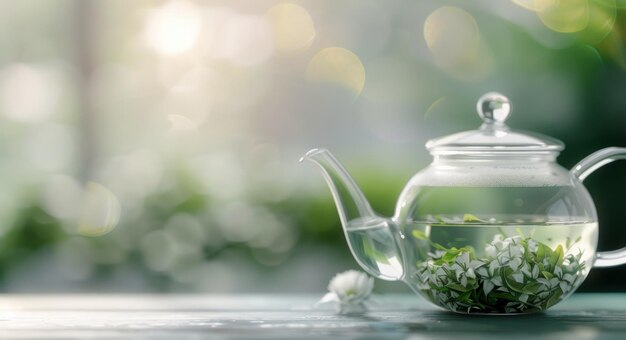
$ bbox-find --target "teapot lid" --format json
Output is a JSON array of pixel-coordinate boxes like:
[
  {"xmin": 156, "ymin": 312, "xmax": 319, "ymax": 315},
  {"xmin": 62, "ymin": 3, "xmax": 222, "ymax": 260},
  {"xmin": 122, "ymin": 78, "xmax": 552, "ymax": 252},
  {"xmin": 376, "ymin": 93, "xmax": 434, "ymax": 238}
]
[{"xmin": 426, "ymin": 92, "xmax": 564, "ymax": 155}]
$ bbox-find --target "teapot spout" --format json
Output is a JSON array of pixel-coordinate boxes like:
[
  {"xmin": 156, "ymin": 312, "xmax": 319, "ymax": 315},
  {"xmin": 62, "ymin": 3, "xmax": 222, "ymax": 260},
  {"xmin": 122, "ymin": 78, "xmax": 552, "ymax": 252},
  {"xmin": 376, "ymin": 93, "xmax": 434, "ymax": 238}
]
[
  {"xmin": 300, "ymin": 148, "xmax": 404, "ymax": 281},
  {"xmin": 300, "ymin": 148, "xmax": 376, "ymax": 226}
]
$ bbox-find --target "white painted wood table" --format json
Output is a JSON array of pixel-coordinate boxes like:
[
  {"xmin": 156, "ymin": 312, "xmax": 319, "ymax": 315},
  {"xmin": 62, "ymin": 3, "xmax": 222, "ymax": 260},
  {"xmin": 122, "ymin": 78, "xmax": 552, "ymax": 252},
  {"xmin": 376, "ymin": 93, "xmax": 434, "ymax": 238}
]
[{"xmin": 0, "ymin": 294, "xmax": 625, "ymax": 339}]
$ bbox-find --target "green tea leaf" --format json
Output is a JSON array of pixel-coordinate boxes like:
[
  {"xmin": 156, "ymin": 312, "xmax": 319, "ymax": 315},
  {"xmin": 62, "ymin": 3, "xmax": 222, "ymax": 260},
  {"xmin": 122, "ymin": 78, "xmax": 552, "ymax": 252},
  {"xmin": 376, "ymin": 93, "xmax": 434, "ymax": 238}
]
[
  {"xmin": 550, "ymin": 245, "xmax": 564, "ymax": 268},
  {"xmin": 434, "ymin": 215, "xmax": 446, "ymax": 223},
  {"xmin": 542, "ymin": 271, "xmax": 554, "ymax": 279},
  {"xmin": 442, "ymin": 252, "xmax": 458, "ymax": 262},
  {"xmin": 447, "ymin": 283, "xmax": 473, "ymax": 292},
  {"xmin": 432, "ymin": 243, "xmax": 448, "ymax": 251},
  {"xmin": 412, "ymin": 229, "xmax": 428, "ymax": 240},
  {"xmin": 537, "ymin": 243, "xmax": 552, "ymax": 262},
  {"xmin": 463, "ymin": 214, "xmax": 484, "ymax": 223},
  {"xmin": 459, "ymin": 290, "xmax": 472, "ymax": 302},
  {"xmin": 545, "ymin": 290, "xmax": 563, "ymax": 309},
  {"xmin": 503, "ymin": 268, "xmax": 524, "ymax": 293},
  {"xmin": 522, "ymin": 282, "xmax": 543, "ymax": 294},
  {"xmin": 536, "ymin": 243, "xmax": 545, "ymax": 260},
  {"xmin": 490, "ymin": 292, "xmax": 519, "ymax": 302}
]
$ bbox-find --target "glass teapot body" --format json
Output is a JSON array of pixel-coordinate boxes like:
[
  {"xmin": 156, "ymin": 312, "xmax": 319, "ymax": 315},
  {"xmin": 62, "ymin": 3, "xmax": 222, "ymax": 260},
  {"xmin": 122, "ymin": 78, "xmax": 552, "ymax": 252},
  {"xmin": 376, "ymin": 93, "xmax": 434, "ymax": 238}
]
[{"xmin": 395, "ymin": 154, "xmax": 598, "ymax": 314}]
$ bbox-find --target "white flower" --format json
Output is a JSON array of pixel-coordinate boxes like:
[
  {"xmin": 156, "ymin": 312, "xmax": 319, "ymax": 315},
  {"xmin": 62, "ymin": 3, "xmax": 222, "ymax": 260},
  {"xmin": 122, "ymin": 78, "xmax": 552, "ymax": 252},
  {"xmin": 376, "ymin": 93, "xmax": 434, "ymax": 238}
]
[
  {"xmin": 476, "ymin": 260, "xmax": 503, "ymax": 295},
  {"xmin": 511, "ymin": 272, "xmax": 524, "ymax": 284},
  {"xmin": 492, "ymin": 234, "xmax": 504, "ymax": 243},
  {"xmin": 537, "ymin": 277, "xmax": 560, "ymax": 290},
  {"xmin": 519, "ymin": 294, "xmax": 529, "ymax": 303},
  {"xmin": 527, "ymin": 239, "xmax": 538, "ymax": 253},
  {"xmin": 562, "ymin": 273, "xmax": 576, "ymax": 284},
  {"xmin": 326, "ymin": 270, "xmax": 374, "ymax": 304},
  {"xmin": 509, "ymin": 257, "xmax": 523, "ymax": 270},
  {"xmin": 563, "ymin": 253, "xmax": 583, "ymax": 272},
  {"xmin": 508, "ymin": 244, "xmax": 525, "ymax": 258},
  {"xmin": 452, "ymin": 252, "xmax": 476, "ymax": 287},
  {"xmin": 491, "ymin": 234, "xmax": 511, "ymax": 252},
  {"xmin": 560, "ymin": 281, "xmax": 572, "ymax": 293},
  {"xmin": 456, "ymin": 252, "xmax": 470, "ymax": 267},
  {"xmin": 554, "ymin": 265, "xmax": 563, "ymax": 277},
  {"xmin": 485, "ymin": 243, "xmax": 498, "ymax": 258},
  {"xmin": 521, "ymin": 263, "xmax": 539, "ymax": 280}
]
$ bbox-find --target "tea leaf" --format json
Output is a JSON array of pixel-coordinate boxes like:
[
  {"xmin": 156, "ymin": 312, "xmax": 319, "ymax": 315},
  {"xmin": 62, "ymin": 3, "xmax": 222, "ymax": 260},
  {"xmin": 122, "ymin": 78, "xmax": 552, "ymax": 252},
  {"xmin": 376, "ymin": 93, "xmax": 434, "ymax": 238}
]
[
  {"xmin": 432, "ymin": 242, "xmax": 448, "ymax": 251},
  {"xmin": 490, "ymin": 292, "xmax": 519, "ymax": 302},
  {"xmin": 504, "ymin": 270, "xmax": 526, "ymax": 293},
  {"xmin": 459, "ymin": 290, "xmax": 472, "ymax": 301},
  {"xmin": 536, "ymin": 243, "xmax": 545, "ymax": 260},
  {"xmin": 550, "ymin": 245, "xmax": 564, "ymax": 268},
  {"xmin": 522, "ymin": 282, "xmax": 543, "ymax": 294},
  {"xmin": 412, "ymin": 229, "xmax": 428, "ymax": 240},
  {"xmin": 536, "ymin": 242, "xmax": 552, "ymax": 261},
  {"xmin": 447, "ymin": 283, "xmax": 473, "ymax": 292},
  {"xmin": 545, "ymin": 290, "xmax": 563, "ymax": 309},
  {"xmin": 442, "ymin": 252, "xmax": 458, "ymax": 262},
  {"xmin": 463, "ymin": 214, "xmax": 484, "ymax": 223}
]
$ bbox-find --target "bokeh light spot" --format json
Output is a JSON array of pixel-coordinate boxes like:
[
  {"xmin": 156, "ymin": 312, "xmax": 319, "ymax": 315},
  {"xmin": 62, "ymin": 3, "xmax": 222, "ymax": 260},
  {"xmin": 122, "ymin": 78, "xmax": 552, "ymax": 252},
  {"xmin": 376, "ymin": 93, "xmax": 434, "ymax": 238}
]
[
  {"xmin": 78, "ymin": 182, "xmax": 121, "ymax": 237},
  {"xmin": 306, "ymin": 47, "xmax": 366, "ymax": 96},
  {"xmin": 424, "ymin": 7, "xmax": 480, "ymax": 68},
  {"xmin": 538, "ymin": 0, "xmax": 589, "ymax": 33},
  {"xmin": 145, "ymin": 0, "xmax": 201, "ymax": 55},
  {"xmin": 266, "ymin": 3, "xmax": 316, "ymax": 52},
  {"xmin": 0, "ymin": 64, "xmax": 59, "ymax": 123}
]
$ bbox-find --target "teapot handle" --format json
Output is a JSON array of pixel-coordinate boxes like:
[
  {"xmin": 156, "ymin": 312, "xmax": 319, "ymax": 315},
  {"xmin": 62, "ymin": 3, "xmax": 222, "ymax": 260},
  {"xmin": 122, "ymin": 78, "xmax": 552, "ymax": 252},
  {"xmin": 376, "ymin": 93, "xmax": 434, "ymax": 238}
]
[{"xmin": 571, "ymin": 147, "xmax": 626, "ymax": 267}]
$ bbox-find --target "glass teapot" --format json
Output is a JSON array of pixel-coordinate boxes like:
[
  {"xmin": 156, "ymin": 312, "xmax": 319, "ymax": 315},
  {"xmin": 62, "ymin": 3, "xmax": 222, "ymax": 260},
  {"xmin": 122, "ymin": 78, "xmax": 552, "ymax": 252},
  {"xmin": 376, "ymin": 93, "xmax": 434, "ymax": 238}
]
[{"xmin": 301, "ymin": 92, "xmax": 626, "ymax": 314}]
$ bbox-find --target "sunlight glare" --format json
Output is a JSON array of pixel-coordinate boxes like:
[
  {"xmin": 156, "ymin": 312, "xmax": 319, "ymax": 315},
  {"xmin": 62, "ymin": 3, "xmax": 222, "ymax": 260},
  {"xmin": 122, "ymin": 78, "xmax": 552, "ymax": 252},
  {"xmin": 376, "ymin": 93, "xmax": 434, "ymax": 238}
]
[{"xmin": 145, "ymin": 0, "xmax": 201, "ymax": 55}]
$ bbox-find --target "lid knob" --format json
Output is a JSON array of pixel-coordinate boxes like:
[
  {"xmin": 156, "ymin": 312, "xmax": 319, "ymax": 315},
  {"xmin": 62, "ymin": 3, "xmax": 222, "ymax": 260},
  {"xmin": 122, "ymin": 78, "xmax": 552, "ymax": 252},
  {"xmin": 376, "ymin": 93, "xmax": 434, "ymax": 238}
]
[{"xmin": 477, "ymin": 92, "xmax": 511, "ymax": 124}]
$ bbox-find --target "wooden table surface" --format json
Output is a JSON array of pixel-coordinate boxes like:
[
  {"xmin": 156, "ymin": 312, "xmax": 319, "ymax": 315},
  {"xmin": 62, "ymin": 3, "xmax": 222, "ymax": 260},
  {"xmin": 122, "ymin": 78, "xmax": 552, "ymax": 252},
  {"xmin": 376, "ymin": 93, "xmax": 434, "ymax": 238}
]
[{"xmin": 0, "ymin": 293, "xmax": 624, "ymax": 339}]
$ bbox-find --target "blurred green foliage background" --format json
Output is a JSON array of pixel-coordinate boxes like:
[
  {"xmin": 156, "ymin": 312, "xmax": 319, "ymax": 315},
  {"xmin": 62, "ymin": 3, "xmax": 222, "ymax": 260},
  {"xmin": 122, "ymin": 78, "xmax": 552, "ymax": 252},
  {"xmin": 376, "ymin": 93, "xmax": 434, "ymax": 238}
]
[{"xmin": 0, "ymin": 0, "xmax": 625, "ymax": 293}]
